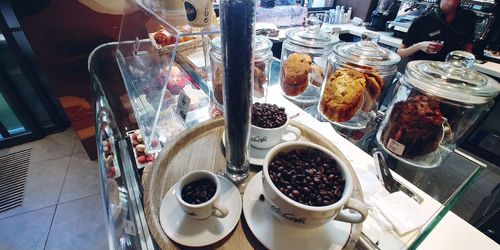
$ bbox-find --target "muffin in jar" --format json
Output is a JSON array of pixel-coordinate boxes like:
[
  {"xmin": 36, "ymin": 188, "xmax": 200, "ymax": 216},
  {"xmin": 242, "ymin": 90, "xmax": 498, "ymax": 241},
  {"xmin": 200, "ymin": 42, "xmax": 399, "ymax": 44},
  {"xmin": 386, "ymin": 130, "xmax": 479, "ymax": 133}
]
[{"xmin": 281, "ymin": 53, "xmax": 312, "ymax": 96}]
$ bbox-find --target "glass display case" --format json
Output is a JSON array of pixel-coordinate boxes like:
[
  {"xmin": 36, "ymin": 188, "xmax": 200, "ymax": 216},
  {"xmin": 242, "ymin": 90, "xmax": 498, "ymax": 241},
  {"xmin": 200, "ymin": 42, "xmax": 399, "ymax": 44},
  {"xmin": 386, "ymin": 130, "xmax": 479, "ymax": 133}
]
[{"xmin": 89, "ymin": 0, "xmax": 489, "ymax": 249}]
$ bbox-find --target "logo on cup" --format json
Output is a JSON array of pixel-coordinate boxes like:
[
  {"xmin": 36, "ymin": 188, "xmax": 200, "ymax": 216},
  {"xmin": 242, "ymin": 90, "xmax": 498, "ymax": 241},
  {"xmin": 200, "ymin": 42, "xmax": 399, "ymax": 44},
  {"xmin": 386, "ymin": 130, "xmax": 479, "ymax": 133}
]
[
  {"xmin": 271, "ymin": 205, "xmax": 306, "ymax": 224},
  {"xmin": 203, "ymin": 5, "xmax": 209, "ymax": 24},
  {"xmin": 251, "ymin": 136, "xmax": 267, "ymax": 143}
]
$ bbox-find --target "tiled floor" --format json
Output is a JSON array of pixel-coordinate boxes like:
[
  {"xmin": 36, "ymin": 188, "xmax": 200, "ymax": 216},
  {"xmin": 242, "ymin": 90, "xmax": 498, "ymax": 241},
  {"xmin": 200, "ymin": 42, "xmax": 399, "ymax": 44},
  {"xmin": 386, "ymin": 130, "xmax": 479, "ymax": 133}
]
[{"xmin": 0, "ymin": 128, "xmax": 106, "ymax": 250}]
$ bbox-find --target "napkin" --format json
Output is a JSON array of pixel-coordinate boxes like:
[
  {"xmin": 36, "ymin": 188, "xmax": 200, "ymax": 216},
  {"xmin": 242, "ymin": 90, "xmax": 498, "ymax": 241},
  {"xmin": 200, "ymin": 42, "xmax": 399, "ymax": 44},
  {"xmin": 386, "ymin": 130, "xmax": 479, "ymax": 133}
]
[{"xmin": 374, "ymin": 191, "xmax": 431, "ymax": 235}]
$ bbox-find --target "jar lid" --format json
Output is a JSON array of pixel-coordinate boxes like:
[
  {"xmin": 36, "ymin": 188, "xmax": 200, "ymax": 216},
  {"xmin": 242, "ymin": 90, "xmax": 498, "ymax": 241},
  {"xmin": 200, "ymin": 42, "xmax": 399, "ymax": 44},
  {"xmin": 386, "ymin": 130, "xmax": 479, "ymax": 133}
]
[
  {"xmin": 405, "ymin": 51, "xmax": 500, "ymax": 104},
  {"xmin": 254, "ymin": 35, "xmax": 273, "ymax": 53},
  {"xmin": 332, "ymin": 32, "xmax": 400, "ymax": 67},
  {"xmin": 285, "ymin": 17, "xmax": 336, "ymax": 48},
  {"xmin": 211, "ymin": 35, "xmax": 272, "ymax": 53}
]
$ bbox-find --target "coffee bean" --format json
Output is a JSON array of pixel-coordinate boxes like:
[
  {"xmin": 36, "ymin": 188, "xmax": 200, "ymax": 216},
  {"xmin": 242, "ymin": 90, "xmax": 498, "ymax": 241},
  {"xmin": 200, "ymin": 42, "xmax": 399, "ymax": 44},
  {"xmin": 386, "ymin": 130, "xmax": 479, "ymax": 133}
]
[
  {"xmin": 181, "ymin": 178, "xmax": 216, "ymax": 205},
  {"xmin": 268, "ymin": 148, "xmax": 345, "ymax": 207},
  {"xmin": 252, "ymin": 103, "xmax": 287, "ymax": 128}
]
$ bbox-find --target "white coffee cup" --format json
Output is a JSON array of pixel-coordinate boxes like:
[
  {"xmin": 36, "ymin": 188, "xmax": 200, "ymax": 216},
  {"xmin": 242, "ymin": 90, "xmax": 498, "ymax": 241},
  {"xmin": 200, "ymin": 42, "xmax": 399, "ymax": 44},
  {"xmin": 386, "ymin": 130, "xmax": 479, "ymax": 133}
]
[
  {"xmin": 262, "ymin": 141, "xmax": 368, "ymax": 228},
  {"xmin": 251, "ymin": 118, "xmax": 301, "ymax": 149},
  {"xmin": 175, "ymin": 170, "xmax": 229, "ymax": 220}
]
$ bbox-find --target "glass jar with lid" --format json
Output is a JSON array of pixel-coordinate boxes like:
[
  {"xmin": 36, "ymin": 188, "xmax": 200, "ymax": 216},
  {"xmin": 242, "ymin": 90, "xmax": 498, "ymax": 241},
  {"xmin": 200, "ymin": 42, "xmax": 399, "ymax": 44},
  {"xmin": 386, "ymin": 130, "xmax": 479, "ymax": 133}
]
[
  {"xmin": 318, "ymin": 32, "xmax": 401, "ymax": 130},
  {"xmin": 210, "ymin": 35, "xmax": 273, "ymax": 107},
  {"xmin": 376, "ymin": 51, "xmax": 500, "ymax": 168},
  {"xmin": 280, "ymin": 18, "xmax": 339, "ymax": 105}
]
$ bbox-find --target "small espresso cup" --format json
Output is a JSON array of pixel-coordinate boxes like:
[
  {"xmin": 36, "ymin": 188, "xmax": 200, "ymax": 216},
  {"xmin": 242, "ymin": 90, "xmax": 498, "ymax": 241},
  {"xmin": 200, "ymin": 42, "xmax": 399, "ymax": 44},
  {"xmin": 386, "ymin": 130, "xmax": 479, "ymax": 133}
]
[
  {"xmin": 251, "ymin": 118, "xmax": 301, "ymax": 149},
  {"xmin": 175, "ymin": 170, "xmax": 229, "ymax": 220},
  {"xmin": 262, "ymin": 141, "xmax": 368, "ymax": 228}
]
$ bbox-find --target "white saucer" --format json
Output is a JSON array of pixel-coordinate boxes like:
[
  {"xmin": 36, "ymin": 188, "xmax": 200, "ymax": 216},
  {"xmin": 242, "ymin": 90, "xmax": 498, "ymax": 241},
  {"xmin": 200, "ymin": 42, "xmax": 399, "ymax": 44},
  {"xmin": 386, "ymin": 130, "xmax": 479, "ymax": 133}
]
[
  {"xmin": 159, "ymin": 175, "xmax": 242, "ymax": 247},
  {"xmin": 222, "ymin": 131, "xmax": 298, "ymax": 166},
  {"xmin": 243, "ymin": 172, "xmax": 352, "ymax": 250}
]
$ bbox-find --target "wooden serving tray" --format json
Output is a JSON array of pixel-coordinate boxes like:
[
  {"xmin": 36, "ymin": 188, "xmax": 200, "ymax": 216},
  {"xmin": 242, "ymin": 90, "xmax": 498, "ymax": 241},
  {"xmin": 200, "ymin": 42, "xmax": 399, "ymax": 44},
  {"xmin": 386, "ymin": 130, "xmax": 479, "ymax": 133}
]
[{"xmin": 143, "ymin": 118, "xmax": 364, "ymax": 249}]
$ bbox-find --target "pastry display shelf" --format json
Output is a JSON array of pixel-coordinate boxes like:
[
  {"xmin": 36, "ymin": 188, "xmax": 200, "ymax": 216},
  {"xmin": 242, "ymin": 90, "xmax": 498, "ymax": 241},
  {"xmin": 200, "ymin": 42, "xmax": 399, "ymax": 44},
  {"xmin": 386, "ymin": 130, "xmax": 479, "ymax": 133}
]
[{"xmin": 115, "ymin": 0, "xmax": 220, "ymax": 154}]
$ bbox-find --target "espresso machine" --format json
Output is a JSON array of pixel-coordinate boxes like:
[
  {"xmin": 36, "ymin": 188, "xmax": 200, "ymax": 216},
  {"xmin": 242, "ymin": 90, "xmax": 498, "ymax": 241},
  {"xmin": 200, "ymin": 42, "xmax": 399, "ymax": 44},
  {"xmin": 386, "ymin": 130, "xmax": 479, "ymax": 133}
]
[
  {"xmin": 460, "ymin": 0, "xmax": 497, "ymax": 42},
  {"xmin": 459, "ymin": 0, "xmax": 499, "ymax": 62},
  {"xmin": 387, "ymin": 0, "xmax": 437, "ymax": 38},
  {"xmin": 388, "ymin": 0, "xmax": 498, "ymax": 44}
]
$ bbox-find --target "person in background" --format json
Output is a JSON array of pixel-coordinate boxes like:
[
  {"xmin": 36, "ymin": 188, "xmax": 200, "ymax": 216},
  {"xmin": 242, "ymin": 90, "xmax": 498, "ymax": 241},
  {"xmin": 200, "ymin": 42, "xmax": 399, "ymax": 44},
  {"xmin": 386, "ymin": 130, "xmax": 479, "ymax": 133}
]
[{"xmin": 397, "ymin": 0, "xmax": 476, "ymax": 61}]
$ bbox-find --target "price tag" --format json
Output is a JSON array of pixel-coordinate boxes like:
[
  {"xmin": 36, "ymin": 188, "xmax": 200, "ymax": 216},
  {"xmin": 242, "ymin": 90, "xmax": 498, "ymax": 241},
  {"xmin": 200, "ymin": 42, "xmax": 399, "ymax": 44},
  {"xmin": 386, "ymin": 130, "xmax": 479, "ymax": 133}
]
[
  {"xmin": 177, "ymin": 90, "xmax": 191, "ymax": 120},
  {"xmin": 387, "ymin": 138, "xmax": 405, "ymax": 156}
]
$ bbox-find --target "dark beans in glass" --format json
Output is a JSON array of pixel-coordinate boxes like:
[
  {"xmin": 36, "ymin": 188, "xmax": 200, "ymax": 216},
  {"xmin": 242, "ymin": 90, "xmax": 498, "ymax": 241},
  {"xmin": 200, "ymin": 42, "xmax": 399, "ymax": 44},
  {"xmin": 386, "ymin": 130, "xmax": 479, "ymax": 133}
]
[
  {"xmin": 268, "ymin": 148, "xmax": 345, "ymax": 206},
  {"xmin": 181, "ymin": 178, "xmax": 216, "ymax": 205},
  {"xmin": 252, "ymin": 103, "xmax": 287, "ymax": 128}
]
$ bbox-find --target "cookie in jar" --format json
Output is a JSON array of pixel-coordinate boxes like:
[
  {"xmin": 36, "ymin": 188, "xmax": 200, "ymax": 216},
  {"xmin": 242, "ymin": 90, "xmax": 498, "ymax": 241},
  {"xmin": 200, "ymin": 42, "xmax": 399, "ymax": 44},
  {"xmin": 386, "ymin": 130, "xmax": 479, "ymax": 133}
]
[
  {"xmin": 318, "ymin": 32, "xmax": 400, "ymax": 129},
  {"xmin": 319, "ymin": 67, "xmax": 386, "ymax": 123},
  {"xmin": 279, "ymin": 17, "xmax": 339, "ymax": 104}
]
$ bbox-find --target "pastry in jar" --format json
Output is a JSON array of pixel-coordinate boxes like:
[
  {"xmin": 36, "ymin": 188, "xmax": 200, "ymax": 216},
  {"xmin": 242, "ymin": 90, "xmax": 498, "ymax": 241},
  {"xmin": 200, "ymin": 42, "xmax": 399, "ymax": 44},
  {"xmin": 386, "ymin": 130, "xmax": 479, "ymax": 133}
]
[
  {"xmin": 320, "ymin": 68, "xmax": 366, "ymax": 122},
  {"xmin": 381, "ymin": 95, "xmax": 444, "ymax": 158},
  {"xmin": 213, "ymin": 66, "xmax": 224, "ymax": 104},
  {"xmin": 362, "ymin": 72, "xmax": 383, "ymax": 111},
  {"xmin": 254, "ymin": 65, "xmax": 267, "ymax": 98},
  {"xmin": 281, "ymin": 53, "xmax": 312, "ymax": 96},
  {"xmin": 214, "ymin": 65, "xmax": 268, "ymax": 103},
  {"xmin": 310, "ymin": 63, "xmax": 324, "ymax": 88}
]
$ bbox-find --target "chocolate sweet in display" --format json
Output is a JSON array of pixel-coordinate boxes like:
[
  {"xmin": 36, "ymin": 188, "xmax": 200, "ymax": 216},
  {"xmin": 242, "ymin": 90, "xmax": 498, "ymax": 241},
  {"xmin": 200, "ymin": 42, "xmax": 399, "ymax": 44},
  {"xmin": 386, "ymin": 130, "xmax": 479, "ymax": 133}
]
[
  {"xmin": 130, "ymin": 130, "xmax": 157, "ymax": 169},
  {"xmin": 280, "ymin": 18, "xmax": 338, "ymax": 105},
  {"xmin": 319, "ymin": 32, "xmax": 400, "ymax": 129},
  {"xmin": 102, "ymin": 139, "xmax": 120, "ymax": 179},
  {"xmin": 376, "ymin": 51, "xmax": 500, "ymax": 168}
]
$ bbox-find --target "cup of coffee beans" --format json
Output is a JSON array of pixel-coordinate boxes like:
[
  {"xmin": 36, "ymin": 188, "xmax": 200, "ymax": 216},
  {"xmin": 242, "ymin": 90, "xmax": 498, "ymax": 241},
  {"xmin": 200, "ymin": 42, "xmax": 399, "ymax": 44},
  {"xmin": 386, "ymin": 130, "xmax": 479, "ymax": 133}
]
[
  {"xmin": 251, "ymin": 103, "xmax": 301, "ymax": 149},
  {"xmin": 175, "ymin": 170, "xmax": 229, "ymax": 220},
  {"xmin": 262, "ymin": 141, "xmax": 368, "ymax": 228}
]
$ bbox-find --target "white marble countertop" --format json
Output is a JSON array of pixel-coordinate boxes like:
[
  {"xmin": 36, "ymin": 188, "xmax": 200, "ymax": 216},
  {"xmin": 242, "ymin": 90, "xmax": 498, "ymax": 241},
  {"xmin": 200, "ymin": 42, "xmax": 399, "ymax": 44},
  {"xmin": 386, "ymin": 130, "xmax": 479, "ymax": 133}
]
[
  {"xmin": 473, "ymin": 61, "xmax": 500, "ymax": 79},
  {"xmin": 267, "ymin": 22, "xmax": 500, "ymax": 78}
]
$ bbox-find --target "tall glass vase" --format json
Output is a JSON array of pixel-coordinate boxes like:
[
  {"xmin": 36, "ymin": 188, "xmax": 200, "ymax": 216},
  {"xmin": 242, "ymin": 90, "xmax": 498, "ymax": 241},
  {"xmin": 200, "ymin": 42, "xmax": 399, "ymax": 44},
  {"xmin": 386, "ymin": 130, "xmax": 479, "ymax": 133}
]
[{"xmin": 220, "ymin": 0, "xmax": 256, "ymax": 182}]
